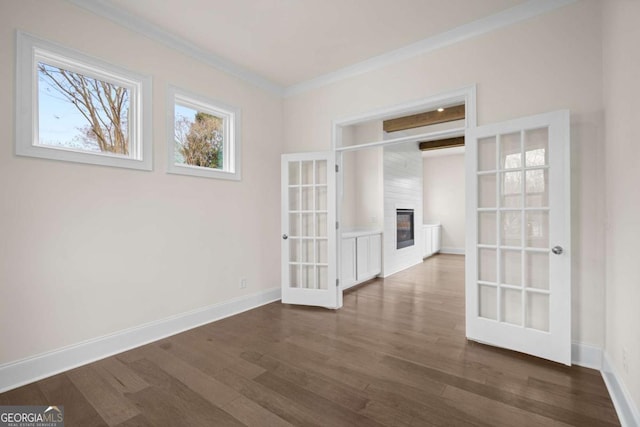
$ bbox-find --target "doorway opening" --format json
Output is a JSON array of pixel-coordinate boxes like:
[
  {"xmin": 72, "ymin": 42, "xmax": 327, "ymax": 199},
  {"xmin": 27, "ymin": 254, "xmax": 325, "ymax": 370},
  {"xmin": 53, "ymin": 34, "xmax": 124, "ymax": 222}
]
[{"xmin": 334, "ymin": 86, "xmax": 475, "ymax": 294}]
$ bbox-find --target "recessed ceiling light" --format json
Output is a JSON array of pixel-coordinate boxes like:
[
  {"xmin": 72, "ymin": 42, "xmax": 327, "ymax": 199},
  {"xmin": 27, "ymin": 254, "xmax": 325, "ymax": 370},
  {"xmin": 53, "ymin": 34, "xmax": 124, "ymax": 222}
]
[{"xmin": 437, "ymin": 108, "xmax": 444, "ymax": 112}]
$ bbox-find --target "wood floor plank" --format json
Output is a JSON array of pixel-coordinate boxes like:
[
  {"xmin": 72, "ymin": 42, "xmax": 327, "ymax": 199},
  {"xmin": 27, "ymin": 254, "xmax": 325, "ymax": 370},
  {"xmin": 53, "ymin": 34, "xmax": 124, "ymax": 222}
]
[
  {"xmin": 0, "ymin": 254, "xmax": 621, "ymax": 426},
  {"xmin": 136, "ymin": 344, "xmax": 242, "ymax": 407},
  {"xmin": 169, "ymin": 330, "xmax": 267, "ymax": 379},
  {"xmin": 220, "ymin": 396, "xmax": 294, "ymax": 427},
  {"xmin": 37, "ymin": 373, "xmax": 108, "ymax": 427},
  {"xmin": 441, "ymin": 385, "xmax": 574, "ymax": 427},
  {"xmin": 67, "ymin": 365, "xmax": 141, "ymax": 426},
  {"xmin": 253, "ymin": 371, "xmax": 386, "ymax": 427},
  {"xmin": 0, "ymin": 382, "xmax": 49, "ymax": 406},
  {"xmin": 113, "ymin": 414, "xmax": 155, "ymax": 427},
  {"xmin": 241, "ymin": 350, "xmax": 371, "ymax": 413},
  {"xmin": 213, "ymin": 367, "xmax": 327, "ymax": 427},
  {"xmin": 91, "ymin": 357, "xmax": 149, "ymax": 395},
  {"xmin": 125, "ymin": 358, "xmax": 245, "ymax": 426}
]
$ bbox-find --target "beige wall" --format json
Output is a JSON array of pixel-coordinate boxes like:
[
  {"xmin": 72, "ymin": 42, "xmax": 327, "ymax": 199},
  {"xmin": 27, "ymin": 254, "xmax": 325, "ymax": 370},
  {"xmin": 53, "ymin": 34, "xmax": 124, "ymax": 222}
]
[
  {"xmin": 284, "ymin": 0, "xmax": 605, "ymax": 347},
  {"xmin": 423, "ymin": 152, "xmax": 465, "ymax": 251},
  {"xmin": 603, "ymin": 0, "xmax": 640, "ymax": 410},
  {"xmin": 0, "ymin": 1, "xmax": 283, "ymax": 365},
  {"xmin": 341, "ymin": 122, "xmax": 384, "ymax": 231}
]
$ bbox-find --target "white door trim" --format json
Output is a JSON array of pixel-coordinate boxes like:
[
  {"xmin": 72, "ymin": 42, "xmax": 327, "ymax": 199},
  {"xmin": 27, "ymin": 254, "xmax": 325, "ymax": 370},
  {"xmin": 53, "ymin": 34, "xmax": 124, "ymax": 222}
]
[
  {"xmin": 331, "ymin": 85, "xmax": 476, "ymax": 296},
  {"xmin": 331, "ymin": 85, "xmax": 477, "ymax": 151}
]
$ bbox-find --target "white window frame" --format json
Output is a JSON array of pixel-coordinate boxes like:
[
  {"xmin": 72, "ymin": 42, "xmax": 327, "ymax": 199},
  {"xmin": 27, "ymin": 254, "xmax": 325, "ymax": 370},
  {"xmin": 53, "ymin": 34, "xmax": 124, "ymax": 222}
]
[
  {"xmin": 167, "ymin": 86, "xmax": 241, "ymax": 181},
  {"xmin": 15, "ymin": 31, "xmax": 152, "ymax": 171}
]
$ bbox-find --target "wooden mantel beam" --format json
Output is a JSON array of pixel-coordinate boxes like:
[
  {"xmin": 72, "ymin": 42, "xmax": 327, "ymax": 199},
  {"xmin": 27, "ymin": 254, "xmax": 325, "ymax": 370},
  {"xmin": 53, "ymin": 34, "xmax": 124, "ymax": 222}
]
[
  {"xmin": 419, "ymin": 136, "xmax": 465, "ymax": 151},
  {"xmin": 383, "ymin": 104, "xmax": 465, "ymax": 133}
]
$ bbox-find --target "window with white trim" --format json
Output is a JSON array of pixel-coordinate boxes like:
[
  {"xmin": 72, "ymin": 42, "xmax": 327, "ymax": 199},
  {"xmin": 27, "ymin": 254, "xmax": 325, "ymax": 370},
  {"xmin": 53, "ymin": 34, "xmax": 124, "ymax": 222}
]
[
  {"xmin": 168, "ymin": 86, "xmax": 241, "ymax": 180},
  {"xmin": 15, "ymin": 31, "xmax": 152, "ymax": 170}
]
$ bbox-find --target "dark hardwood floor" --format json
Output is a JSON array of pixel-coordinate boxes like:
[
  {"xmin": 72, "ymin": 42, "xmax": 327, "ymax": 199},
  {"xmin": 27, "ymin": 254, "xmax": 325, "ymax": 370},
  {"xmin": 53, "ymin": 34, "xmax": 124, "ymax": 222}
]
[{"xmin": 0, "ymin": 254, "xmax": 620, "ymax": 426}]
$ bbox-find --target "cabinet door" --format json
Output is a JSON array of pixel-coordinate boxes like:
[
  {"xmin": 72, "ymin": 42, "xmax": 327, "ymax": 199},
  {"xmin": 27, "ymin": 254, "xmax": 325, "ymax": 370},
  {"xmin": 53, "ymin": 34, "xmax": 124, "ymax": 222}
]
[
  {"xmin": 368, "ymin": 234, "xmax": 382, "ymax": 276},
  {"xmin": 341, "ymin": 238, "xmax": 356, "ymax": 287},
  {"xmin": 423, "ymin": 226, "xmax": 433, "ymax": 257},
  {"xmin": 432, "ymin": 226, "xmax": 441, "ymax": 253},
  {"xmin": 356, "ymin": 236, "xmax": 369, "ymax": 282}
]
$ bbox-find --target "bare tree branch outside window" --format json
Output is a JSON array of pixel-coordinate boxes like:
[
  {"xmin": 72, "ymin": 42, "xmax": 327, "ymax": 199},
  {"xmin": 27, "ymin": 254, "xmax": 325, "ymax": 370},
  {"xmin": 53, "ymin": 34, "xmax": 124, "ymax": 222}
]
[
  {"xmin": 174, "ymin": 110, "xmax": 224, "ymax": 169},
  {"xmin": 38, "ymin": 62, "xmax": 130, "ymax": 154}
]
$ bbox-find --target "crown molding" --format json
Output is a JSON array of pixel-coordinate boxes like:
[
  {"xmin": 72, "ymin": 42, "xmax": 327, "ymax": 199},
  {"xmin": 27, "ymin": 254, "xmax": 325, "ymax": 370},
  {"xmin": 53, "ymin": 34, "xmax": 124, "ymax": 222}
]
[
  {"xmin": 67, "ymin": 0, "xmax": 576, "ymax": 99},
  {"xmin": 283, "ymin": 0, "xmax": 577, "ymax": 97},
  {"xmin": 67, "ymin": 0, "xmax": 285, "ymax": 96}
]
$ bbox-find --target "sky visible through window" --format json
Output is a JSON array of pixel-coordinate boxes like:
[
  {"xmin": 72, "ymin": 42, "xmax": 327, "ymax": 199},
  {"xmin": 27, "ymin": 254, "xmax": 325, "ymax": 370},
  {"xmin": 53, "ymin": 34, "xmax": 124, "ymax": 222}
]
[
  {"xmin": 174, "ymin": 104, "xmax": 197, "ymax": 164},
  {"xmin": 174, "ymin": 103, "xmax": 224, "ymax": 169},
  {"xmin": 175, "ymin": 104, "xmax": 196, "ymax": 124},
  {"xmin": 39, "ymin": 77, "xmax": 93, "ymax": 149},
  {"xmin": 38, "ymin": 65, "xmax": 130, "ymax": 154}
]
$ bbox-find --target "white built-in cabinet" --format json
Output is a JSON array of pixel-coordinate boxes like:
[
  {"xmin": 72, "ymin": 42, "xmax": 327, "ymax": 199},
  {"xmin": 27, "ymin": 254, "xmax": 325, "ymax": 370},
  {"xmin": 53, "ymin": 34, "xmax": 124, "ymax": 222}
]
[
  {"xmin": 341, "ymin": 237, "xmax": 357, "ymax": 286},
  {"xmin": 423, "ymin": 224, "xmax": 441, "ymax": 258},
  {"xmin": 341, "ymin": 231, "xmax": 382, "ymax": 289}
]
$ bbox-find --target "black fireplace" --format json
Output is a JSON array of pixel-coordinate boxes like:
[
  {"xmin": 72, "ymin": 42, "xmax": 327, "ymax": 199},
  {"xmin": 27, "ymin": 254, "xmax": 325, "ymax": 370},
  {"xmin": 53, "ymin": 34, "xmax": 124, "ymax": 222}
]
[{"xmin": 396, "ymin": 209, "xmax": 415, "ymax": 249}]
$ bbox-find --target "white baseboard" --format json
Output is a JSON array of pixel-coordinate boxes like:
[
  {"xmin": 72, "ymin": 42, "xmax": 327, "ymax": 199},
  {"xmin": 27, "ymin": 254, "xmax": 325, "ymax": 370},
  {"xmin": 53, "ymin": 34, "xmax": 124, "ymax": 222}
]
[
  {"xmin": 602, "ymin": 352, "xmax": 640, "ymax": 427},
  {"xmin": 439, "ymin": 247, "xmax": 465, "ymax": 255},
  {"xmin": 0, "ymin": 287, "xmax": 281, "ymax": 393},
  {"xmin": 571, "ymin": 342, "xmax": 602, "ymax": 370}
]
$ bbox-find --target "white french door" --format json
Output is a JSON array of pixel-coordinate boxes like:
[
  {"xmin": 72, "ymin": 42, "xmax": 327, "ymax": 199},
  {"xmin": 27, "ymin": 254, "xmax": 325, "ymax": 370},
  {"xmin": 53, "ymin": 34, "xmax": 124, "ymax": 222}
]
[
  {"xmin": 465, "ymin": 110, "xmax": 571, "ymax": 365},
  {"xmin": 281, "ymin": 152, "xmax": 339, "ymax": 308}
]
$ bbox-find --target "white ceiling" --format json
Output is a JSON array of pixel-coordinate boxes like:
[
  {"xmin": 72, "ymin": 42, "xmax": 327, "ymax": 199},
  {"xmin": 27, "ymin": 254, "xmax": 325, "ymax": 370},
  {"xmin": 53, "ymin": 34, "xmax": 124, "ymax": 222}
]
[{"xmin": 106, "ymin": 0, "xmax": 525, "ymax": 87}]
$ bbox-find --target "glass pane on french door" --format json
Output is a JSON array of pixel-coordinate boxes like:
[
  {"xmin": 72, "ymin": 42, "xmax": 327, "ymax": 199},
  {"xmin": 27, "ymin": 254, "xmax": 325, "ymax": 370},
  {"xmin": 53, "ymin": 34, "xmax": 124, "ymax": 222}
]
[
  {"xmin": 287, "ymin": 159, "xmax": 328, "ymax": 290},
  {"xmin": 477, "ymin": 128, "xmax": 551, "ymax": 332}
]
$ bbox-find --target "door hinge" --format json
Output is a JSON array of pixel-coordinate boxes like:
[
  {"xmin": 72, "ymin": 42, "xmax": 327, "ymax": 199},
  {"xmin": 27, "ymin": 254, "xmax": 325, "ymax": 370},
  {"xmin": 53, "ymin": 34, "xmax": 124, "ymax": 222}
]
[
  {"xmin": 336, "ymin": 278, "xmax": 340, "ymax": 287},
  {"xmin": 335, "ymin": 164, "xmax": 339, "ymax": 173},
  {"xmin": 336, "ymin": 221, "xmax": 339, "ymax": 230}
]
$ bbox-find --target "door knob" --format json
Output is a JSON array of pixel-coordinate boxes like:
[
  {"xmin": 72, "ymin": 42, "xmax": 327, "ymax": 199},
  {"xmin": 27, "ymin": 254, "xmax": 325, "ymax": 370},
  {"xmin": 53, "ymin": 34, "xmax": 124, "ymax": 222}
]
[
  {"xmin": 551, "ymin": 246, "xmax": 563, "ymax": 255},
  {"xmin": 282, "ymin": 234, "xmax": 288, "ymax": 240}
]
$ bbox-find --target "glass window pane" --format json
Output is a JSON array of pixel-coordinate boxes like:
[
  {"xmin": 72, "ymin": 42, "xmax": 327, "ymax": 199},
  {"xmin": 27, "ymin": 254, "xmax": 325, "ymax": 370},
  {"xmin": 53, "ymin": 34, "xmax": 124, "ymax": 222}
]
[
  {"xmin": 479, "ymin": 285, "xmax": 497, "ymax": 320},
  {"xmin": 502, "ymin": 288, "xmax": 522, "ymax": 326},
  {"xmin": 289, "ymin": 213, "xmax": 300, "ymax": 237},
  {"xmin": 316, "ymin": 160, "xmax": 327, "ymax": 185},
  {"xmin": 525, "ymin": 251, "xmax": 549, "ymax": 289},
  {"xmin": 288, "ymin": 161, "xmax": 300, "ymax": 185},
  {"xmin": 38, "ymin": 62, "xmax": 131, "ymax": 156},
  {"xmin": 526, "ymin": 292, "xmax": 549, "ymax": 332},
  {"xmin": 478, "ymin": 137, "xmax": 496, "ymax": 171},
  {"xmin": 501, "ymin": 171, "xmax": 522, "ymax": 208},
  {"xmin": 479, "ymin": 248, "xmax": 496, "ymax": 283},
  {"xmin": 301, "ymin": 265, "xmax": 314, "ymax": 289},
  {"xmin": 289, "ymin": 265, "xmax": 300, "ymax": 288},
  {"xmin": 526, "ymin": 211, "xmax": 549, "ymax": 248},
  {"xmin": 478, "ymin": 212, "xmax": 497, "ymax": 245},
  {"xmin": 526, "ymin": 169, "xmax": 548, "ymax": 208},
  {"xmin": 501, "ymin": 250, "xmax": 522, "ymax": 286},
  {"xmin": 301, "ymin": 213, "xmax": 314, "ymax": 237},
  {"xmin": 317, "ymin": 266, "xmax": 328, "ymax": 290},
  {"xmin": 501, "ymin": 211, "xmax": 522, "ymax": 247},
  {"xmin": 301, "ymin": 161, "xmax": 314, "ymax": 185},
  {"xmin": 479, "ymin": 174, "xmax": 497, "ymax": 208},
  {"xmin": 174, "ymin": 104, "xmax": 225, "ymax": 170},
  {"xmin": 316, "ymin": 213, "xmax": 327, "ymax": 237},
  {"xmin": 289, "ymin": 187, "xmax": 300, "ymax": 211},
  {"xmin": 500, "ymin": 132, "xmax": 521, "ymax": 169},
  {"xmin": 301, "ymin": 187, "xmax": 314, "ymax": 211},
  {"xmin": 316, "ymin": 186, "xmax": 327, "ymax": 211},
  {"xmin": 301, "ymin": 239, "xmax": 314, "ymax": 263},
  {"xmin": 316, "ymin": 239, "xmax": 328, "ymax": 264},
  {"xmin": 289, "ymin": 238, "xmax": 300, "ymax": 263},
  {"xmin": 525, "ymin": 128, "xmax": 548, "ymax": 167}
]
